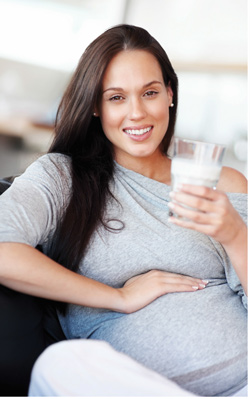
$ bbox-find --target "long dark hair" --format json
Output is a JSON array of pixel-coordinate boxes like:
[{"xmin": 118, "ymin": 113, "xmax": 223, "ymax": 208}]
[{"xmin": 48, "ymin": 24, "xmax": 178, "ymax": 305}]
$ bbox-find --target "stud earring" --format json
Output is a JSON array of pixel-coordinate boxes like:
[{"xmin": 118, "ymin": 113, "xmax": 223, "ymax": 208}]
[
  {"xmin": 93, "ymin": 112, "xmax": 97, "ymax": 116},
  {"xmin": 170, "ymin": 103, "xmax": 174, "ymax": 108}
]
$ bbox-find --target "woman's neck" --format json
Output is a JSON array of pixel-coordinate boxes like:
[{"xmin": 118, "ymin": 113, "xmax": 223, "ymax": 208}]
[{"xmin": 114, "ymin": 152, "xmax": 172, "ymax": 185}]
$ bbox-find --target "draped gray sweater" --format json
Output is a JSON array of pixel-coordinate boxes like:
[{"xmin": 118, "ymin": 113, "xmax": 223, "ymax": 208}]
[{"xmin": 0, "ymin": 153, "xmax": 247, "ymax": 396}]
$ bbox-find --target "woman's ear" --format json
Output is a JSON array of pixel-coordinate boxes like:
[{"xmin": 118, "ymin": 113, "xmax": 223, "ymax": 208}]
[
  {"xmin": 92, "ymin": 105, "xmax": 99, "ymax": 117},
  {"xmin": 167, "ymin": 85, "xmax": 174, "ymax": 107}
]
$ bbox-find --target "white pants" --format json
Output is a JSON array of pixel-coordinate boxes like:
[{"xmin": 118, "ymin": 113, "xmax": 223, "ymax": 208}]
[{"xmin": 28, "ymin": 340, "xmax": 247, "ymax": 397}]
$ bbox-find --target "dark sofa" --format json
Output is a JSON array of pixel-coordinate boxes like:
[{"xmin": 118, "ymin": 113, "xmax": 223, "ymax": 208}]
[{"xmin": 0, "ymin": 177, "xmax": 66, "ymax": 396}]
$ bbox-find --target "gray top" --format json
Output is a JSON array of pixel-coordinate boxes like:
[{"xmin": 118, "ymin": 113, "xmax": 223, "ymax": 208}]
[{"xmin": 0, "ymin": 153, "xmax": 247, "ymax": 396}]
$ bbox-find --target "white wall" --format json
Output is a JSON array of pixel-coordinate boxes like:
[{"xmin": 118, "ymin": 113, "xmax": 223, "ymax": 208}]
[{"xmin": 0, "ymin": 0, "xmax": 247, "ymax": 176}]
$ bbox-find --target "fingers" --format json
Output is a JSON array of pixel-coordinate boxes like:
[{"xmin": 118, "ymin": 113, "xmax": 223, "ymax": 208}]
[
  {"xmin": 174, "ymin": 184, "xmax": 222, "ymax": 200},
  {"xmin": 168, "ymin": 202, "xmax": 221, "ymax": 231},
  {"xmin": 145, "ymin": 270, "xmax": 208, "ymax": 291},
  {"xmin": 168, "ymin": 185, "xmax": 230, "ymax": 230},
  {"xmin": 169, "ymin": 186, "xmax": 228, "ymax": 213},
  {"xmin": 161, "ymin": 272, "xmax": 208, "ymax": 291},
  {"xmin": 169, "ymin": 200, "xmax": 206, "ymax": 221},
  {"xmin": 168, "ymin": 197, "xmax": 223, "ymax": 236},
  {"xmin": 167, "ymin": 184, "xmax": 242, "ymax": 244},
  {"xmin": 163, "ymin": 283, "xmax": 203, "ymax": 293},
  {"xmin": 121, "ymin": 270, "xmax": 209, "ymax": 313},
  {"xmin": 168, "ymin": 213, "xmax": 214, "ymax": 235}
]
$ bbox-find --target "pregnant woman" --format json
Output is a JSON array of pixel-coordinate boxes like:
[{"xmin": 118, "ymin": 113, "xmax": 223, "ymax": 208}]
[{"xmin": 0, "ymin": 25, "xmax": 247, "ymax": 396}]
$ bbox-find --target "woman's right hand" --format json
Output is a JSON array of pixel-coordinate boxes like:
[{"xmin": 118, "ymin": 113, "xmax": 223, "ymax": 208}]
[
  {"xmin": 117, "ymin": 270, "xmax": 208, "ymax": 313},
  {"xmin": 0, "ymin": 243, "xmax": 207, "ymax": 315}
]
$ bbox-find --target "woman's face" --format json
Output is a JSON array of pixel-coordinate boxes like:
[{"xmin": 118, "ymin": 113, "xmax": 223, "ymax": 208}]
[{"xmin": 98, "ymin": 50, "xmax": 173, "ymax": 166}]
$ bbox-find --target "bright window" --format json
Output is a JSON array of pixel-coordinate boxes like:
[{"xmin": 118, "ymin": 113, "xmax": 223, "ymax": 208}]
[{"xmin": 0, "ymin": 0, "xmax": 127, "ymax": 70}]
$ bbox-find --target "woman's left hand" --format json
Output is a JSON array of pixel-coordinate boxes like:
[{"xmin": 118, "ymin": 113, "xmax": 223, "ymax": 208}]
[{"xmin": 168, "ymin": 184, "xmax": 245, "ymax": 246}]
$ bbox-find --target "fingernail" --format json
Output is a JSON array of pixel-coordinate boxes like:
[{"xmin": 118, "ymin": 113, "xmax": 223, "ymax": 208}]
[
  {"xmin": 176, "ymin": 184, "xmax": 183, "ymax": 191},
  {"xmin": 169, "ymin": 191, "xmax": 174, "ymax": 198},
  {"xmin": 168, "ymin": 202, "xmax": 174, "ymax": 209},
  {"xmin": 202, "ymin": 280, "xmax": 209, "ymax": 284},
  {"xmin": 192, "ymin": 286, "xmax": 199, "ymax": 290},
  {"xmin": 199, "ymin": 283, "xmax": 206, "ymax": 288}
]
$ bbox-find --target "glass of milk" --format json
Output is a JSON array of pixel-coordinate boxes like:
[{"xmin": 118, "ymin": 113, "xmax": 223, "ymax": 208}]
[
  {"xmin": 170, "ymin": 138, "xmax": 226, "ymax": 217},
  {"xmin": 171, "ymin": 138, "xmax": 226, "ymax": 191}
]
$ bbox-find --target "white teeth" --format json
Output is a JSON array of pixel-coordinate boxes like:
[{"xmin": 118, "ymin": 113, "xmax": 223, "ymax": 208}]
[{"xmin": 124, "ymin": 126, "xmax": 152, "ymax": 135}]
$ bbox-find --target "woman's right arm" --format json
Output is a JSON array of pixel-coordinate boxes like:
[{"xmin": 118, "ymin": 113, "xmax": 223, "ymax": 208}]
[
  {"xmin": 0, "ymin": 156, "xmax": 207, "ymax": 314},
  {"xmin": 0, "ymin": 242, "xmax": 207, "ymax": 314}
]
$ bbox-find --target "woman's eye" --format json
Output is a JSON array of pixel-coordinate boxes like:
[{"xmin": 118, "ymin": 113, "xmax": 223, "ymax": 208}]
[
  {"xmin": 144, "ymin": 91, "xmax": 158, "ymax": 97},
  {"xmin": 109, "ymin": 95, "xmax": 123, "ymax": 102}
]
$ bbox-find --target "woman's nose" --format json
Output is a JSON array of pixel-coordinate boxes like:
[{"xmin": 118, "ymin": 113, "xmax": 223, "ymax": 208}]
[{"xmin": 127, "ymin": 98, "xmax": 147, "ymax": 121}]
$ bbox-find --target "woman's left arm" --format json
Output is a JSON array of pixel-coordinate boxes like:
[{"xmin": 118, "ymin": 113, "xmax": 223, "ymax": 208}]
[{"xmin": 168, "ymin": 167, "xmax": 248, "ymax": 295}]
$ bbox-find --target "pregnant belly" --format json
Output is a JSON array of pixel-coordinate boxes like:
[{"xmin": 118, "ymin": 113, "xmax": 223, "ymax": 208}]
[{"xmin": 90, "ymin": 286, "xmax": 247, "ymax": 396}]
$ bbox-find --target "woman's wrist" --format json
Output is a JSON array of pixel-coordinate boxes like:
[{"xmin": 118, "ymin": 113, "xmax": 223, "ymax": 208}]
[
  {"xmin": 222, "ymin": 223, "xmax": 247, "ymax": 295},
  {"xmin": 222, "ymin": 220, "xmax": 247, "ymax": 248}
]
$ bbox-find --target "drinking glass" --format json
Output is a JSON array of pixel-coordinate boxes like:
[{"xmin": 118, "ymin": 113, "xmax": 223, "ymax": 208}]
[{"xmin": 171, "ymin": 138, "xmax": 226, "ymax": 192}]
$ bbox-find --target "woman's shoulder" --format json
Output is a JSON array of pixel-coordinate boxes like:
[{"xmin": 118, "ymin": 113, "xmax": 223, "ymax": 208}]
[
  {"xmin": 16, "ymin": 152, "xmax": 73, "ymax": 192},
  {"xmin": 37, "ymin": 152, "xmax": 71, "ymax": 167},
  {"xmin": 26, "ymin": 153, "xmax": 72, "ymax": 176},
  {"xmin": 217, "ymin": 166, "xmax": 247, "ymax": 194}
]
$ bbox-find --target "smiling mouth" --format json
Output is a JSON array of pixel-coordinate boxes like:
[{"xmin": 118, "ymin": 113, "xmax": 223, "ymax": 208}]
[{"xmin": 123, "ymin": 126, "xmax": 153, "ymax": 136}]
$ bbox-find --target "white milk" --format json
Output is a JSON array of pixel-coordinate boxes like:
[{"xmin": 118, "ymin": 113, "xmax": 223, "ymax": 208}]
[{"xmin": 171, "ymin": 156, "xmax": 222, "ymax": 191}]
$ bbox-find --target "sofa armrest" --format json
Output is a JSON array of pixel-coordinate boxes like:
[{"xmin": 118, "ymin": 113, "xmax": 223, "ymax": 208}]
[{"xmin": 0, "ymin": 176, "xmax": 66, "ymax": 396}]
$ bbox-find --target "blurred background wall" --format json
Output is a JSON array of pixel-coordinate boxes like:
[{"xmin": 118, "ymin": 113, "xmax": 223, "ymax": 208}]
[{"xmin": 0, "ymin": 0, "xmax": 247, "ymax": 177}]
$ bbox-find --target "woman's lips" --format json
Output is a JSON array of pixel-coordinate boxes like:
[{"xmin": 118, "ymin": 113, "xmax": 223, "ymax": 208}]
[{"xmin": 123, "ymin": 126, "xmax": 153, "ymax": 141}]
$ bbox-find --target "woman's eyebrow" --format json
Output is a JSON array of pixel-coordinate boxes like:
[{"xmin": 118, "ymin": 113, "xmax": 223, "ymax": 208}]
[
  {"xmin": 103, "ymin": 87, "xmax": 123, "ymax": 94},
  {"xmin": 143, "ymin": 80, "xmax": 163, "ymax": 88},
  {"xmin": 102, "ymin": 80, "xmax": 163, "ymax": 94}
]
